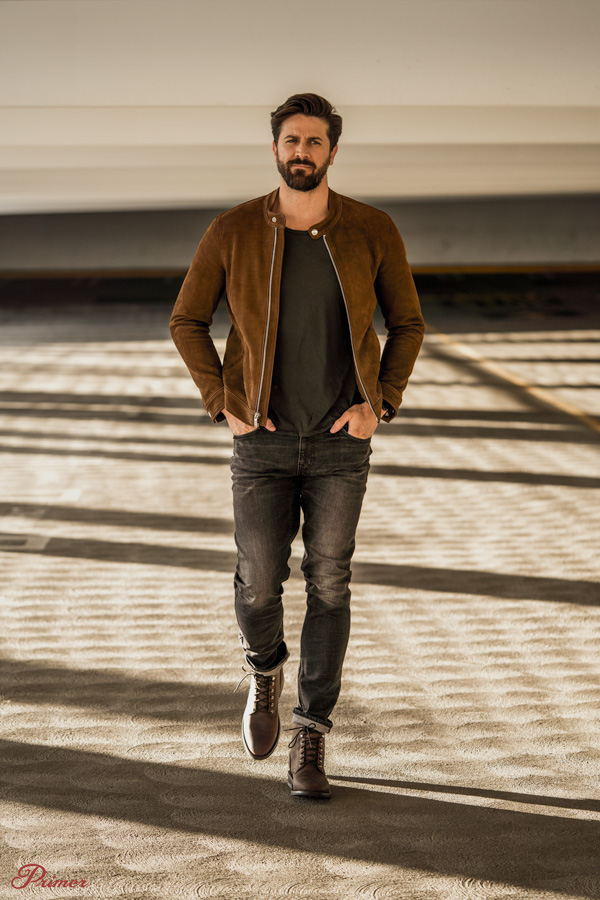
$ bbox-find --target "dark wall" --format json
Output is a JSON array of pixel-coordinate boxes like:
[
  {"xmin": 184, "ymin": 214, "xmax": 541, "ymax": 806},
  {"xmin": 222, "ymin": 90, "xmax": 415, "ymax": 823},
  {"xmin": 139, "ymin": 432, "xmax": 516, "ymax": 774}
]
[{"xmin": 0, "ymin": 194, "xmax": 599, "ymax": 275}]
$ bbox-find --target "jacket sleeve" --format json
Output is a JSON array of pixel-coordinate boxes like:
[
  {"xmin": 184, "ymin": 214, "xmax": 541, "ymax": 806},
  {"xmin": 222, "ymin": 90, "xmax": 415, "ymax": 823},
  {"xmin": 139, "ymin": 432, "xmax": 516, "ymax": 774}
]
[
  {"xmin": 169, "ymin": 217, "xmax": 227, "ymax": 422},
  {"xmin": 375, "ymin": 216, "xmax": 425, "ymax": 421}
]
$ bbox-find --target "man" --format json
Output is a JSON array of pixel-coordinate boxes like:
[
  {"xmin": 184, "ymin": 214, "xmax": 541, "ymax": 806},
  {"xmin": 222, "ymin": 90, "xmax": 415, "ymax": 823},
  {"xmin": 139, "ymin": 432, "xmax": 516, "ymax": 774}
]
[{"xmin": 170, "ymin": 93, "xmax": 424, "ymax": 800}]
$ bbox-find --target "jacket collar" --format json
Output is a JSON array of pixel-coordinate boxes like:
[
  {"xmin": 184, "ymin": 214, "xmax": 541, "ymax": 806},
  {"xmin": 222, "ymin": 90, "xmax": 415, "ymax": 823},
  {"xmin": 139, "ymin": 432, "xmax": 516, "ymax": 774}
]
[{"xmin": 263, "ymin": 187, "xmax": 342, "ymax": 239}]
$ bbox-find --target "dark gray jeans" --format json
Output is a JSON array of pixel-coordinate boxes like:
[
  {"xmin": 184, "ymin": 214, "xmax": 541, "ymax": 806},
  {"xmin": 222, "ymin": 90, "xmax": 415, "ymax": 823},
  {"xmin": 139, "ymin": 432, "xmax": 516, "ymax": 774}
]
[{"xmin": 230, "ymin": 424, "xmax": 372, "ymax": 732}]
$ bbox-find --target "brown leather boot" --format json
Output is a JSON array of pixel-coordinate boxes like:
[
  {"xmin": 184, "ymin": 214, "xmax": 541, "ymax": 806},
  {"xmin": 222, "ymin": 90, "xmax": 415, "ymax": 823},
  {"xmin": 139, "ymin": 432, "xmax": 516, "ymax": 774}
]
[
  {"xmin": 287, "ymin": 724, "xmax": 331, "ymax": 799},
  {"xmin": 240, "ymin": 667, "xmax": 284, "ymax": 760}
]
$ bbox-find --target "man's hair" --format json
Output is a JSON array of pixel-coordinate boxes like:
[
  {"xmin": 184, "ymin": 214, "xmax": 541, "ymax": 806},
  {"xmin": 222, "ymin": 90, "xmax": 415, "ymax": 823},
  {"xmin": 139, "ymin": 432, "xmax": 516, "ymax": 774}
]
[{"xmin": 271, "ymin": 93, "xmax": 343, "ymax": 150}]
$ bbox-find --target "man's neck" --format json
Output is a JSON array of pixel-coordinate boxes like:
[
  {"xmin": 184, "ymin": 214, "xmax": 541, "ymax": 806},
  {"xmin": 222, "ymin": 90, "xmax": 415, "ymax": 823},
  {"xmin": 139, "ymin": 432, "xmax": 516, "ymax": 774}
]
[{"xmin": 274, "ymin": 178, "xmax": 330, "ymax": 231}]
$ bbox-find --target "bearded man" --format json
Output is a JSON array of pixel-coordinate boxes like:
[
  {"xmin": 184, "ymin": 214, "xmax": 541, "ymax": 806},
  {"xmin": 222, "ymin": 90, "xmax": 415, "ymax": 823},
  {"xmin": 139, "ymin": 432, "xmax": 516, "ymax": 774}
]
[{"xmin": 170, "ymin": 93, "xmax": 424, "ymax": 799}]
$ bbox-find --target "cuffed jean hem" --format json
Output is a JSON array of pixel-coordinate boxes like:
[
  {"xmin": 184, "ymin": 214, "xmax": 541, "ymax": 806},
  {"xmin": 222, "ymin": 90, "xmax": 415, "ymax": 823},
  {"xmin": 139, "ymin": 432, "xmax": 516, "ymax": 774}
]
[
  {"xmin": 291, "ymin": 711, "xmax": 332, "ymax": 734},
  {"xmin": 243, "ymin": 644, "xmax": 289, "ymax": 677}
]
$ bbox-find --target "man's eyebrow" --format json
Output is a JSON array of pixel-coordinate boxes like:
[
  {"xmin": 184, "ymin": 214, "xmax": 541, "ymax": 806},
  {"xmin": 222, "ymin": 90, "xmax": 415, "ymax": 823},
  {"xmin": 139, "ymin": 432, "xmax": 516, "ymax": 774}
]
[{"xmin": 283, "ymin": 134, "xmax": 323, "ymax": 141}]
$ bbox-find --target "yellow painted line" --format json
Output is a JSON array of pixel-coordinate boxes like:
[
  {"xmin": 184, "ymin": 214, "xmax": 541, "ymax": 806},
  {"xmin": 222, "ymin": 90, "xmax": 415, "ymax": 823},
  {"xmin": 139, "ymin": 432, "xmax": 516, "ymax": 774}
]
[{"xmin": 428, "ymin": 326, "xmax": 600, "ymax": 437}]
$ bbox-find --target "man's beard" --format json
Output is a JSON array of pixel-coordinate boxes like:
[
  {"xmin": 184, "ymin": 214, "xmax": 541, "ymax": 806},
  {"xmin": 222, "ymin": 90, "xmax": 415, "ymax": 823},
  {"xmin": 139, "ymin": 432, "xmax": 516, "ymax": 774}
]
[{"xmin": 276, "ymin": 152, "xmax": 330, "ymax": 192}]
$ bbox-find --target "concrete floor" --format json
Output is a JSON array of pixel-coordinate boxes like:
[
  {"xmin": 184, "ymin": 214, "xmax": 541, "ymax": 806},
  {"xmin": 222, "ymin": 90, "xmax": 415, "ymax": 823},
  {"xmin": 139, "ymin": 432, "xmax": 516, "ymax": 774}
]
[{"xmin": 0, "ymin": 294, "xmax": 599, "ymax": 899}]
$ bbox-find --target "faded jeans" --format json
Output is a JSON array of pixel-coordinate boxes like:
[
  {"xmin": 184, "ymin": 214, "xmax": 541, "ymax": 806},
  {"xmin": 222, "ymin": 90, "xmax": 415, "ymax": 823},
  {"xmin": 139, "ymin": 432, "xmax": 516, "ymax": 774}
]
[{"xmin": 230, "ymin": 423, "xmax": 372, "ymax": 733}]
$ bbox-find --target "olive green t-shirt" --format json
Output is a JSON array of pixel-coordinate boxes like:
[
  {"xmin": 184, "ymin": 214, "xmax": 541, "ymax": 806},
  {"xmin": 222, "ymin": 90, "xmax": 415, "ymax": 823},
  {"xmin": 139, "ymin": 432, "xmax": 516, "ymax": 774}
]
[{"xmin": 267, "ymin": 227, "xmax": 362, "ymax": 435}]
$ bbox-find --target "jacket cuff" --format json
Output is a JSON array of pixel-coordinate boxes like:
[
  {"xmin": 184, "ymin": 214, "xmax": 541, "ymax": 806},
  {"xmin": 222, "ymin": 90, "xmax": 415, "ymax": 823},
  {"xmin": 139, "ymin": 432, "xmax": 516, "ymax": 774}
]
[
  {"xmin": 205, "ymin": 388, "xmax": 226, "ymax": 423},
  {"xmin": 381, "ymin": 399, "xmax": 396, "ymax": 422}
]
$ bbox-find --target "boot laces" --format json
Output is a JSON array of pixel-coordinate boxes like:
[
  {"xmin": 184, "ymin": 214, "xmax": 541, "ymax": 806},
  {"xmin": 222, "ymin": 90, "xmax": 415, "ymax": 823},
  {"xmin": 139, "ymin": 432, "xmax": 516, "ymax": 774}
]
[
  {"xmin": 286, "ymin": 724, "xmax": 325, "ymax": 768},
  {"xmin": 234, "ymin": 667, "xmax": 276, "ymax": 713}
]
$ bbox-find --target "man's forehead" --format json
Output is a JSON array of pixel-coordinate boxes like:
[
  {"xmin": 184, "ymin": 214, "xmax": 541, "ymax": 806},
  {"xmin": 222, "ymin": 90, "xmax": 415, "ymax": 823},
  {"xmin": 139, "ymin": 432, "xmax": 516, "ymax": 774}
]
[{"xmin": 280, "ymin": 114, "xmax": 328, "ymax": 138}]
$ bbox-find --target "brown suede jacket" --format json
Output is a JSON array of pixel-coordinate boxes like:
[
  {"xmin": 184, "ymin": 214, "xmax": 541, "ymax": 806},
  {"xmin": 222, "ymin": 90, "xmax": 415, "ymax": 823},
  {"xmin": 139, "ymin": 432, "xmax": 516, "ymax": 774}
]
[{"xmin": 170, "ymin": 187, "xmax": 425, "ymax": 427}]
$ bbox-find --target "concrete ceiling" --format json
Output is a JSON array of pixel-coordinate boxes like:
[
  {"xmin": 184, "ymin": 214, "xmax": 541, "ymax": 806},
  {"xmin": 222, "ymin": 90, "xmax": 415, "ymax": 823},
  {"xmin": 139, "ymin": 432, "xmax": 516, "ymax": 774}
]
[{"xmin": 1, "ymin": 0, "xmax": 599, "ymax": 213}]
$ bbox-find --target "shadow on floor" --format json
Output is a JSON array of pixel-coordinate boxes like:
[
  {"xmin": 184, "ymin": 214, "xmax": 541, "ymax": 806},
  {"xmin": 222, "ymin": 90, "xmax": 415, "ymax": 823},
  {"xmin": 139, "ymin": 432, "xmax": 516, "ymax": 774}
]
[
  {"xmin": 1, "ymin": 738, "xmax": 598, "ymax": 896},
  {"xmin": 1, "ymin": 537, "xmax": 597, "ymax": 605}
]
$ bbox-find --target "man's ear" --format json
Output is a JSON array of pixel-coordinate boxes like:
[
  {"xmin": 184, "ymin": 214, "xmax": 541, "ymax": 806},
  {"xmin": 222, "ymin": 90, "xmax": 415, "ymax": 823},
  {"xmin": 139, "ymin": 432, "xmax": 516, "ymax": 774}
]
[
  {"xmin": 272, "ymin": 140, "xmax": 277, "ymax": 160},
  {"xmin": 329, "ymin": 144, "xmax": 339, "ymax": 165}
]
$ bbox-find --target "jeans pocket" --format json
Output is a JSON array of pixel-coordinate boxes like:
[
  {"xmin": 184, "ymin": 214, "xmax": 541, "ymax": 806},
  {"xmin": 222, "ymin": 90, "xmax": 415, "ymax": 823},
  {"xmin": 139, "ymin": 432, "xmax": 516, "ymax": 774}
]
[
  {"xmin": 339, "ymin": 424, "xmax": 371, "ymax": 442},
  {"xmin": 233, "ymin": 427, "xmax": 260, "ymax": 440}
]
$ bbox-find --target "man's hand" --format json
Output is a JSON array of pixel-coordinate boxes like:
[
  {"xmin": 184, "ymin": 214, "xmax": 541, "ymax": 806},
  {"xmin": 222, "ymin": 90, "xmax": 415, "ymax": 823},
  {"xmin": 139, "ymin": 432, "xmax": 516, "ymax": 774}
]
[
  {"xmin": 222, "ymin": 409, "xmax": 276, "ymax": 435},
  {"xmin": 330, "ymin": 401, "xmax": 378, "ymax": 439}
]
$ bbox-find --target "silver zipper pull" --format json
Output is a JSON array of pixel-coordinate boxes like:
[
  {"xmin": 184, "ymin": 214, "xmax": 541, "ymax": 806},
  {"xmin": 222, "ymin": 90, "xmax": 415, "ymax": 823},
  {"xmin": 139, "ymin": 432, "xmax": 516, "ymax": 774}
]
[{"xmin": 254, "ymin": 412, "xmax": 261, "ymax": 427}]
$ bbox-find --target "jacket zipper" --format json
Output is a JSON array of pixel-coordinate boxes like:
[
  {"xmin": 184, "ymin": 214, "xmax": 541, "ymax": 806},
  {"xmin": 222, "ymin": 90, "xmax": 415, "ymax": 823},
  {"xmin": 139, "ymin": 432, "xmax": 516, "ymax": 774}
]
[
  {"xmin": 254, "ymin": 228, "xmax": 278, "ymax": 426},
  {"xmin": 323, "ymin": 235, "xmax": 380, "ymax": 423}
]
